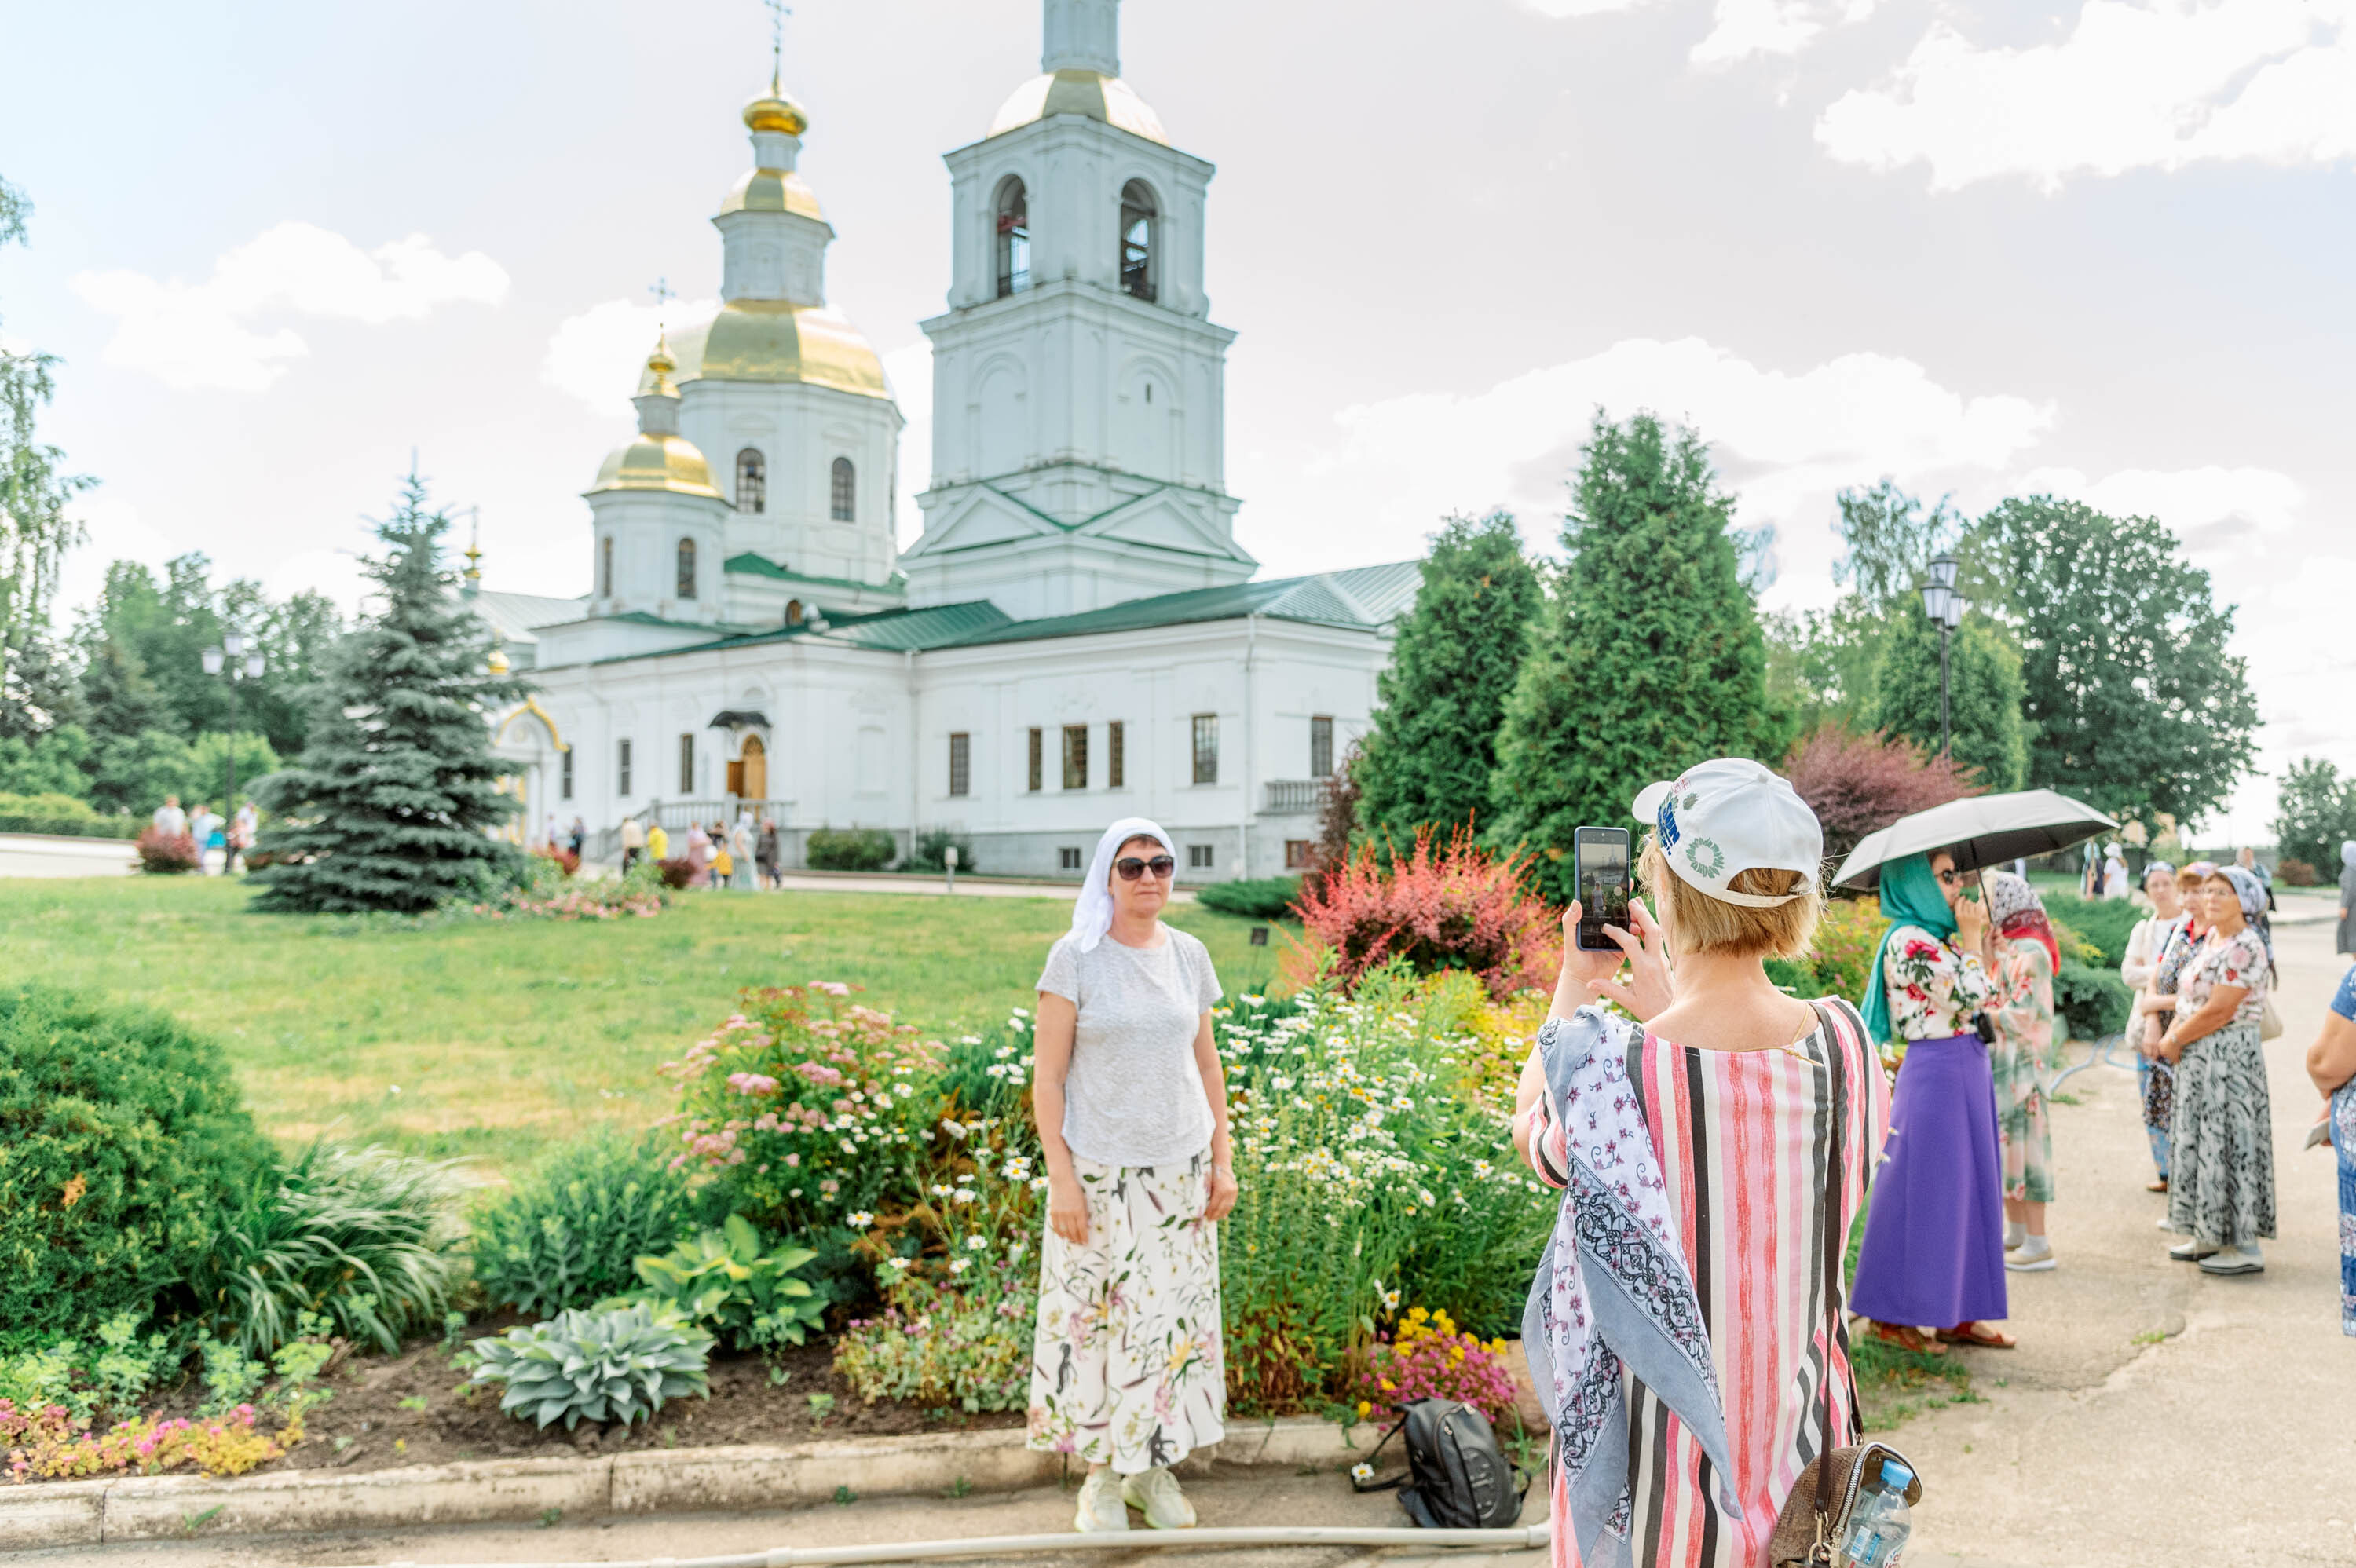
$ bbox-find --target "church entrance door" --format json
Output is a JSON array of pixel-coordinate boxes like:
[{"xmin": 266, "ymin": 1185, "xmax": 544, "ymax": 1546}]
[{"xmin": 740, "ymin": 735, "xmax": 767, "ymax": 802}]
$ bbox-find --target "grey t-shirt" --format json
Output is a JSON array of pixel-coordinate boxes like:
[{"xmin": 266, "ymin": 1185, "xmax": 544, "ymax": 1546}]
[{"xmin": 1037, "ymin": 927, "xmax": 1223, "ymax": 1168}]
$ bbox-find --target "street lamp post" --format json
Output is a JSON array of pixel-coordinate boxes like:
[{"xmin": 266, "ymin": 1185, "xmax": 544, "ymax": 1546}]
[
  {"xmin": 1918, "ymin": 554, "xmax": 1969, "ymax": 758},
  {"xmin": 199, "ymin": 630, "xmax": 267, "ymax": 871}
]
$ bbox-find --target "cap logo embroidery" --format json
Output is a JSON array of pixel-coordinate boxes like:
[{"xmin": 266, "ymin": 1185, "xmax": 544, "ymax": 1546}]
[
  {"xmin": 1657, "ymin": 798, "xmax": 1681, "ymax": 850},
  {"xmin": 1681, "ymin": 792, "xmax": 1700, "ymax": 811},
  {"xmin": 1685, "ymin": 836, "xmax": 1726, "ymax": 879}
]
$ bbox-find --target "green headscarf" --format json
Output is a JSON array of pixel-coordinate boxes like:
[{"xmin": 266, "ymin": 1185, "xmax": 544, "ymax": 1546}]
[{"xmin": 1860, "ymin": 851, "xmax": 1960, "ymax": 1045}]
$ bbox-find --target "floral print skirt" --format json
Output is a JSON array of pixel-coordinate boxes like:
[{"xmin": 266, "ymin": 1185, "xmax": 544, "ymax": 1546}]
[
  {"xmin": 1026, "ymin": 1152, "xmax": 1226, "ymax": 1473},
  {"xmin": 2332, "ymin": 1081, "xmax": 2356, "ymax": 1337},
  {"xmin": 1994, "ymin": 1029, "xmax": 2054, "ymax": 1204},
  {"xmin": 2165, "ymin": 1022, "xmax": 2276, "ymax": 1247}
]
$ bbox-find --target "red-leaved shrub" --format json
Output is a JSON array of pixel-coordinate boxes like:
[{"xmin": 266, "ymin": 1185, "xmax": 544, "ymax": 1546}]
[
  {"xmin": 2277, "ymin": 857, "xmax": 2320, "ymax": 887},
  {"xmin": 1289, "ymin": 825, "xmax": 1557, "ymax": 1000},
  {"xmin": 134, "ymin": 827, "xmax": 200, "ymax": 875},
  {"xmin": 535, "ymin": 845, "xmax": 581, "ymax": 878},
  {"xmin": 1781, "ymin": 724, "xmax": 1981, "ymax": 866}
]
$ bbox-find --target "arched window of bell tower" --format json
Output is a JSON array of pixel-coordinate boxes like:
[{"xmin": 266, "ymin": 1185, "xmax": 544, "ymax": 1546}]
[
  {"xmin": 995, "ymin": 178, "xmax": 1030, "ymax": 298},
  {"xmin": 830, "ymin": 457, "xmax": 857, "ymax": 522},
  {"xmin": 1120, "ymin": 180, "xmax": 1158, "ymax": 303},
  {"xmin": 676, "ymin": 537, "xmax": 699, "ymax": 600},
  {"xmin": 736, "ymin": 449, "xmax": 766, "ymax": 514}
]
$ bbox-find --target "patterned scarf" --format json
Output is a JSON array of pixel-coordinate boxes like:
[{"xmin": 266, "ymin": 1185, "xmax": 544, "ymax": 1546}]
[
  {"xmin": 1985, "ymin": 871, "xmax": 2062, "ymax": 978},
  {"xmin": 1522, "ymin": 1006, "xmax": 1740, "ymax": 1563}
]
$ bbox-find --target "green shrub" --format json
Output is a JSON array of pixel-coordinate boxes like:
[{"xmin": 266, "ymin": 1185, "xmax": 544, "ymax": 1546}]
[
  {"xmin": 472, "ymin": 1131, "xmax": 703, "ymax": 1317},
  {"xmin": 902, "ymin": 828, "xmax": 976, "ymax": 875},
  {"xmin": 0, "ymin": 985, "xmax": 273, "ymax": 1344},
  {"xmin": 469, "ymin": 1303, "xmax": 712, "ymax": 1431},
  {"xmin": 806, "ymin": 826, "xmax": 896, "ymax": 872},
  {"xmin": 2040, "ymin": 892, "xmax": 2141, "ymax": 970},
  {"xmin": 199, "ymin": 1142, "xmax": 467, "ymax": 1355},
  {"xmin": 2054, "ymin": 961, "xmax": 2131, "ymax": 1041},
  {"xmin": 627, "ymin": 1214, "xmax": 826, "ymax": 1351},
  {"xmin": 0, "ymin": 792, "xmax": 124, "ymax": 839},
  {"xmin": 1197, "ymin": 875, "xmax": 1302, "ymax": 920}
]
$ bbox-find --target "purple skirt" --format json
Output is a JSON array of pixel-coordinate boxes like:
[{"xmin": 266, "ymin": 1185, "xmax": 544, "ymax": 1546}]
[{"xmin": 1850, "ymin": 1032, "xmax": 2010, "ymax": 1329}]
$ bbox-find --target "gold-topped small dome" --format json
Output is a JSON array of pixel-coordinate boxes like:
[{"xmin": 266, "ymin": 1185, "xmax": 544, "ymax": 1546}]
[
  {"xmin": 588, "ymin": 433, "xmax": 721, "ymax": 499},
  {"xmin": 718, "ymin": 165, "xmax": 825, "ymax": 220},
  {"xmin": 638, "ymin": 300, "xmax": 891, "ymax": 401},
  {"xmin": 987, "ymin": 69, "xmax": 1167, "ymax": 144},
  {"xmin": 744, "ymin": 90, "xmax": 807, "ymax": 136},
  {"xmin": 486, "ymin": 643, "xmax": 511, "ymax": 676}
]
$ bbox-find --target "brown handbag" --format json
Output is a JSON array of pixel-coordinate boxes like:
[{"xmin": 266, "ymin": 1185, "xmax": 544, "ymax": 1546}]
[{"xmin": 1768, "ymin": 1004, "xmax": 1924, "ymax": 1568}]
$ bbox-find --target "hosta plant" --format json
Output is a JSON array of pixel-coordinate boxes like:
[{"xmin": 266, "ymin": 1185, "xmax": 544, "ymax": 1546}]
[
  {"xmin": 629, "ymin": 1214, "xmax": 825, "ymax": 1352},
  {"xmin": 468, "ymin": 1303, "xmax": 712, "ymax": 1431}
]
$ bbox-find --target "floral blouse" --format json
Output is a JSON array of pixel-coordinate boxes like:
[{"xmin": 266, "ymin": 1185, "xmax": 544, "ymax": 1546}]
[
  {"xmin": 2178, "ymin": 927, "xmax": 2270, "ymax": 1025},
  {"xmin": 1882, "ymin": 923, "xmax": 1996, "ymax": 1040}
]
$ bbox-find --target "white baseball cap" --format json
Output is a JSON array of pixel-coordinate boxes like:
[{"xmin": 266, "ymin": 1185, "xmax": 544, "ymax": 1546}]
[{"xmin": 1630, "ymin": 758, "xmax": 1824, "ymax": 908}]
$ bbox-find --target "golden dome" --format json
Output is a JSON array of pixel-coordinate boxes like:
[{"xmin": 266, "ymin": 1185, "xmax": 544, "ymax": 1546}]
[
  {"xmin": 644, "ymin": 299, "xmax": 891, "ymax": 400},
  {"xmin": 588, "ymin": 433, "xmax": 722, "ymax": 498},
  {"xmin": 744, "ymin": 90, "xmax": 808, "ymax": 136},
  {"xmin": 718, "ymin": 165, "xmax": 825, "ymax": 220},
  {"xmin": 987, "ymin": 70, "xmax": 1167, "ymax": 144}
]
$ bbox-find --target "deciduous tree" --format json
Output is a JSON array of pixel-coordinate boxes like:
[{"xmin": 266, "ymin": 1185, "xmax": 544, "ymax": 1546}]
[
  {"xmin": 1868, "ymin": 611, "xmax": 2028, "ymax": 791},
  {"xmin": 2272, "ymin": 757, "xmax": 2356, "ymax": 880}
]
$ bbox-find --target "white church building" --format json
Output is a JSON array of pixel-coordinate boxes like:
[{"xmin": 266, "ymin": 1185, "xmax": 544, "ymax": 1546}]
[{"xmin": 477, "ymin": 0, "xmax": 1415, "ymax": 880}]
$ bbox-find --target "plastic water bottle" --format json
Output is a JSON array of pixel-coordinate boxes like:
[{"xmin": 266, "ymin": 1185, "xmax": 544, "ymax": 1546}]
[{"xmin": 1838, "ymin": 1457, "xmax": 1914, "ymax": 1567}]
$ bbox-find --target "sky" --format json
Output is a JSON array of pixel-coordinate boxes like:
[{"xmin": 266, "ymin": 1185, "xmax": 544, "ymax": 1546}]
[{"xmin": 2, "ymin": 0, "xmax": 2350, "ymax": 842}]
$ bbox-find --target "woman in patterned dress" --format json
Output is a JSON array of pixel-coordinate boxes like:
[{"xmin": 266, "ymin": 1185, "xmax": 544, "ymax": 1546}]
[
  {"xmin": 1985, "ymin": 873, "xmax": 2060, "ymax": 1272},
  {"xmin": 1511, "ymin": 759, "xmax": 1890, "ymax": 1568},
  {"xmin": 2159, "ymin": 864, "xmax": 2276, "ymax": 1275},
  {"xmin": 2303, "ymin": 963, "xmax": 2356, "ymax": 1335},
  {"xmin": 2121, "ymin": 861, "xmax": 2192, "ymax": 1192},
  {"xmin": 1026, "ymin": 817, "xmax": 1234, "ymax": 1533},
  {"xmin": 1850, "ymin": 849, "xmax": 2016, "ymax": 1351}
]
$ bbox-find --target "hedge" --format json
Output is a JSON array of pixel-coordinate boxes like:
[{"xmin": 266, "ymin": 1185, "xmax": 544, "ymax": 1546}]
[
  {"xmin": 0, "ymin": 814, "xmax": 137, "ymax": 841},
  {"xmin": 1197, "ymin": 875, "xmax": 1302, "ymax": 920}
]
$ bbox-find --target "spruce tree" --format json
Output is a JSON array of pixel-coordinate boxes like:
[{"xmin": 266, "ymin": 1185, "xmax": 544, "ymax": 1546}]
[
  {"xmin": 1868, "ymin": 610, "xmax": 2028, "ymax": 790},
  {"xmin": 253, "ymin": 473, "xmax": 526, "ymax": 913},
  {"xmin": 1490, "ymin": 411, "xmax": 1769, "ymax": 902},
  {"xmin": 1355, "ymin": 511, "xmax": 1542, "ymax": 844}
]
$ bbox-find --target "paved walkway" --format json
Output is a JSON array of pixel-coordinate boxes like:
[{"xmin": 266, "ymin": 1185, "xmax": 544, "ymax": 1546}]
[{"xmin": 0, "ymin": 832, "xmax": 137, "ymax": 877}]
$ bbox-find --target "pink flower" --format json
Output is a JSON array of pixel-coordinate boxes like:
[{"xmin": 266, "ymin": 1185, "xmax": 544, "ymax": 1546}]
[{"xmin": 726, "ymin": 1072, "xmax": 781, "ymax": 1095}]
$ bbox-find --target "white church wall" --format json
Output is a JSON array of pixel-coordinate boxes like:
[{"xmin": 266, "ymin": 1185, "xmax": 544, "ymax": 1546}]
[{"xmin": 680, "ymin": 378, "xmax": 902, "ymax": 592}]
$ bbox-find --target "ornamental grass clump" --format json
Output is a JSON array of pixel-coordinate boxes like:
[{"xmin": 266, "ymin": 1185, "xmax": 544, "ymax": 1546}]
[
  {"xmin": 661, "ymin": 985, "xmax": 945, "ymax": 1234},
  {"xmin": 469, "ymin": 1304, "xmax": 712, "ymax": 1431},
  {"xmin": 1290, "ymin": 826, "xmax": 1557, "ymax": 1000},
  {"xmin": 1352, "ymin": 1307, "xmax": 1519, "ymax": 1430}
]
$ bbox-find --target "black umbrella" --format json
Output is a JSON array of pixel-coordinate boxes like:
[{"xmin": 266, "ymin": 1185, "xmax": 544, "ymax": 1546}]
[{"xmin": 1831, "ymin": 789, "xmax": 2118, "ymax": 891}]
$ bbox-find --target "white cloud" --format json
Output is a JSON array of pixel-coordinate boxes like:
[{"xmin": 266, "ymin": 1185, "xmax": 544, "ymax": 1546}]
[
  {"xmin": 1816, "ymin": 0, "xmax": 2356, "ymax": 191},
  {"xmin": 540, "ymin": 297, "xmax": 720, "ymax": 418},
  {"xmin": 1692, "ymin": 0, "xmax": 1879, "ymax": 65},
  {"xmin": 70, "ymin": 222, "xmax": 508, "ymax": 392}
]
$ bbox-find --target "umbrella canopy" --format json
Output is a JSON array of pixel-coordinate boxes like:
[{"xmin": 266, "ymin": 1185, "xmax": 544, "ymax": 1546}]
[{"xmin": 1831, "ymin": 789, "xmax": 2118, "ymax": 890}]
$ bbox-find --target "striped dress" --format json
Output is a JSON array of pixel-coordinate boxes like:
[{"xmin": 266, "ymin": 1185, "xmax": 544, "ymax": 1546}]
[{"xmin": 1534, "ymin": 1002, "xmax": 1890, "ymax": 1568}]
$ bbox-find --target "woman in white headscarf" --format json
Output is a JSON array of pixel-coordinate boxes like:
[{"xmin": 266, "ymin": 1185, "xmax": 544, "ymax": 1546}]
[
  {"xmin": 1026, "ymin": 818, "xmax": 1233, "ymax": 1533},
  {"xmin": 2336, "ymin": 841, "xmax": 2356, "ymax": 959}
]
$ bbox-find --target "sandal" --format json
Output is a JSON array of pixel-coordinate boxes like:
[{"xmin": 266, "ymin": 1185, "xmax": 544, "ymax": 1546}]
[
  {"xmin": 1868, "ymin": 1321, "xmax": 1947, "ymax": 1356},
  {"xmin": 1937, "ymin": 1321, "xmax": 2017, "ymax": 1350}
]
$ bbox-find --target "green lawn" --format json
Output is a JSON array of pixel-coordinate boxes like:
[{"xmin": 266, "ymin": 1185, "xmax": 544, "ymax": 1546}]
[{"xmin": 0, "ymin": 878, "xmax": 1288, "ymax": 1178}]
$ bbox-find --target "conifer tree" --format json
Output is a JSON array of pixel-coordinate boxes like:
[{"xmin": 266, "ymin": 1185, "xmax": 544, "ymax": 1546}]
[
  {"xmin": 1868, "ymin": 609, "xmax": 2028, "ymax": 791},
  {"xmin": 1490, "ymin": 412, "xmax": 1769, "ymax": 902},
  {"xmin": 253, "ymin": 473, "xmax": 525, "ymax": 913},
  {"xmin": 1355, "ymin": 511, "xmax": 1542, "ymax": 844}
]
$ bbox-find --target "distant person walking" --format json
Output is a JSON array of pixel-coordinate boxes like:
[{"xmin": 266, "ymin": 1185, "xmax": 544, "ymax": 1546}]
[
  {"xmin": 1852, "ymin": 848, "xmax": 2014, "ymax": 1351},
  {"xmin": 2304, "ymin": 963, "xmax": 2356, "ymax": 1336},
  {"xmin": 646, "ymin": 820, "xmax": 669, "ymax": 864},
  {"xmin": 1987, "ymin": 872, "xmax": 2061, "ymax": 1272},
  {"xmin": 2123, "ymin": 861, "xmax": 2190, "ymax": 1190},
  {"xmin": 569, "ymin": 817, "xmax": 586, "ymax": 859},
  {"xmin": 730, "ymin": 815, "xmax": 755, "ymax": 890},
  {"xmin": 1027, "ymin": 817, "xmax": 1231, "ymax": 1533},
  {"xmin": 152, "ymin": 795, "xmax": 187, "ymax": 841},
  {"xmin": 2337, "ymin": 842, "xmax": 2356, "ymax": 958},
  {"xmin": 620, "ymin": 815, "xmax": 646, "ymax": 872},
  {"xmin": 756, "ymin": 817, "xmax": 780, "ymax": 889},
  {"xmin": 2102, "ymin": 843, "xmax": 2131, "ymax": 900},
  {"xmin": 686, "ymin": 821, "xmax": 713, "ymax": 886},
  {"xmin": 229, "ymin": 801, "xmax": 258, "ymax": 874},
  {"xmin": 2159, "ymin": 865, "xmax": 2276, "ymax": 1276},
  {"xmin": 189, "ymin": 803, "xmax": 225, "ymax": 874}
]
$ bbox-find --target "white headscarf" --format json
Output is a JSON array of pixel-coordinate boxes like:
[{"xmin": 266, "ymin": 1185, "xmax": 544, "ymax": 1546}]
[{"xmin": 1068, "ymin": 817, "xmax": 1178, "ymax": 953}]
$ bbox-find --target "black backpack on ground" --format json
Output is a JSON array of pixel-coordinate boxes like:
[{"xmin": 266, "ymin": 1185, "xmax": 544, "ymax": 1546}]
[{"xmin": 1349, "ymin": 1398, "xmax": 1528, "ymax": 1529}]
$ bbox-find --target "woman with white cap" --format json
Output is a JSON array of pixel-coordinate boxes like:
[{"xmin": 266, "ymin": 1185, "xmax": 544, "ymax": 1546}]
[
  {"xmin": 1026, "ymin": 817, "xmax": 1233, "ymax": 1533},
  {"xmin": 1511, "ymin": 759, "xmax": 1890, "ymax": 1567}
]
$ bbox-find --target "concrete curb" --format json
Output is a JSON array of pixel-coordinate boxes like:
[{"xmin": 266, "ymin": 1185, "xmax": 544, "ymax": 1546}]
[{"xmin": 0, "ymin": 1418, "xmax": 1371, "ymax": 1549}]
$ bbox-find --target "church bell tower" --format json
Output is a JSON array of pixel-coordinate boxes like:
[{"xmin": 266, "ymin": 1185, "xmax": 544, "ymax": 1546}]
[{"xmin": 900, "ymin": 0, "xmax": 1256, "ymax": 620}]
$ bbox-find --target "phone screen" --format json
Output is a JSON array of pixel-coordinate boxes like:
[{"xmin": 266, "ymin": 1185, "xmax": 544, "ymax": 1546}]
[{"xmin": 1575, "ymin": 828, "xmax": 1632, "ymax": 951}]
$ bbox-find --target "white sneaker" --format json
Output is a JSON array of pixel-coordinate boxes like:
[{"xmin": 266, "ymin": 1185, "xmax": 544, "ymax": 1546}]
[
  {"xmin": 1120, "ymin": 1466, "xmax": 1198, "ymax": 1530},
  {"xmin": 2004, "ymin": 1237, "xmax": 2056, "ymax": 1273},
  {"xmin": 1074, "ymin": 1467, "xmax": 1129, "ymax": 1533},
  {"xmin": 2198, "ymin": 1244, "xmax": 2264, "ymax": 1277}
]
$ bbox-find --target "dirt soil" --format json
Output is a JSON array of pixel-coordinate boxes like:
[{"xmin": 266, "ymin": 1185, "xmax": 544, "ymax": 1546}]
[{"xmin": 200, "ymin": 1327, "xmax": 1019, "ymax": 1481}]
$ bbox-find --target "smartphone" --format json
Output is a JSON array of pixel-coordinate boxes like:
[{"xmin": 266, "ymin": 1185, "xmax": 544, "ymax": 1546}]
[{"xmin": 1573, "ymin": 826, "xmax": 1633, "ymax": 952}]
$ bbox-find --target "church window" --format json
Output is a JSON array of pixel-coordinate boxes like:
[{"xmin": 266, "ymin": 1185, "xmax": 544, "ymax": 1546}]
[
  {"xmin": 1060, "ymin": 846, "xmax": 1083, "ymax": 871},
  {"xmin": 737, "ymin": 449, "xmax": 766, "ymax": 514},
  {"xmin": 599, "ymin": 535, "xmax": 613, "ymax": 598},
  {"xmin": 1310, "ymin": 715, "xmax": 1334, "ymax": 778},
  {"xmin": 949, "ymin": 732, "xmax": 971, "ymax": 797},
  {"xmin": 618, "ymin": 739, "xmax": 633, "ymax": 797},
  {"xmin": 1119, "ymin": 180, "xmax": 1157, "ymax": 302},
  {"xmin": 1191, "ymin": 713, "xmax": 1218, "ymax": 785},
  {"xmin": 785, "ymin": 598, "xmax": 804, "ymax": 627},
  {"xmin": 995, "ymin": 178, "xmax": 1030, "ymax": 298},
  {"xmin": 1286, "ymin": 839, "xmax": 1312, "ymax": 869},
  {"xmin": 1062, "ymin": 725, "xmax": 1088, "ymax": 790},
  {"xmin": 830, "ymin": 457, "xmax": 856, "ymax": 522},
  {"xmin": 1026, "ymin": 727, "xmax": 1043, "ymax": 792},
  {"xmin": 675, "ymin": 537, "xmax": 698, "ymax": 599},
  {"xmin": 560, "ymin": 749, "xmax": 573, "ymax": 801},
  {"xmin": 1187, "ymin": 844, "xmax": 1215, "ymax": 870},
  {"xmin": 1107, "ymin": 721, "xmax": 1125, "ymax": 789},
  {"xmin": 679, "ymin": 734, "xmax": 695, "ymax": 795}
]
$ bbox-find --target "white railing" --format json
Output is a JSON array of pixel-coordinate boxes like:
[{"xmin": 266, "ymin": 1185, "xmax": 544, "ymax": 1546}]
[
  {"xmin": 1263, "ymin": 778, "xmax": 1329, "ymax": 815},
  {"xmin": 588, "ymin": 799, "xmax": 796, "ymax": 862}
]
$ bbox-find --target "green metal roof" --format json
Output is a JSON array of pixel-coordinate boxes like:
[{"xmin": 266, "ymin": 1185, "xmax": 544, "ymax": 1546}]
[
  {"xmin": 935, "ymin": 562, "xmax": 1421, "ymax": 649},
  {"xmin": 723, "ymin": 553, "xmax": 908, "ymax": 594}
]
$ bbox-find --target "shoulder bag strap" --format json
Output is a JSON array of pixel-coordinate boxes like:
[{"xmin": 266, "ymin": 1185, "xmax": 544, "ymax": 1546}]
[
  {"xmin": 1350, "ymin": 1413, "xmax": 1408, "ymax": 1493},
  {"xmin": 1807, "ymin": 1000, "xmax": 1849, "ymax": 1523}
]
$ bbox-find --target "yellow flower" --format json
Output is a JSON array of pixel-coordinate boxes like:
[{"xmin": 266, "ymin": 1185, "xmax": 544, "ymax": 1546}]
[
  {"xmin": 1357, "ymin": 1400, "xmax": 1372, "ymax": 1417},
  {"xmin": 1379, "ymin": 1378, "xmax": 1396, "ymax": 1392}
]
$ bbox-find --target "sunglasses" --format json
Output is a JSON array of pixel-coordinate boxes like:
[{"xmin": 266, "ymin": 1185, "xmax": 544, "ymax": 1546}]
[
  {"xmin": 1935, "ymin": 866, "xmax": 1965, "ymax": 886},
  {"xmin": 1115, "ymin": 855, "xmax": 1177, "ymax": 881}
]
